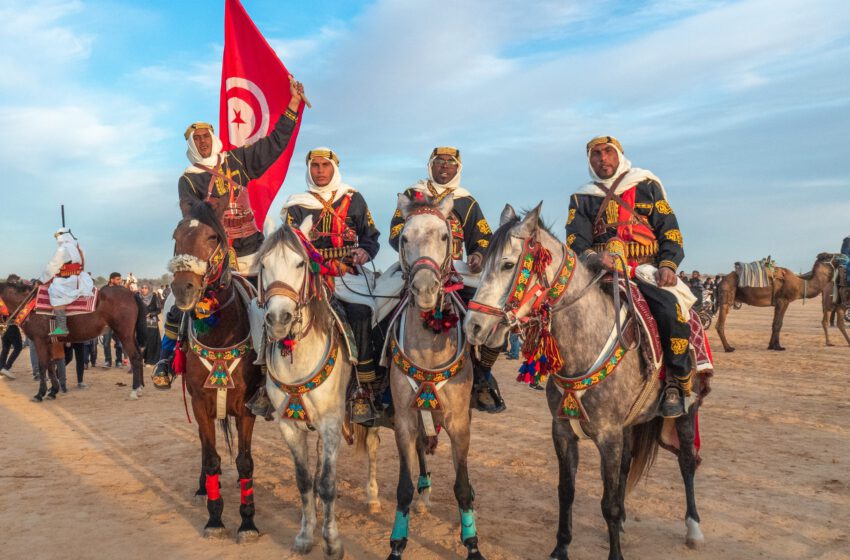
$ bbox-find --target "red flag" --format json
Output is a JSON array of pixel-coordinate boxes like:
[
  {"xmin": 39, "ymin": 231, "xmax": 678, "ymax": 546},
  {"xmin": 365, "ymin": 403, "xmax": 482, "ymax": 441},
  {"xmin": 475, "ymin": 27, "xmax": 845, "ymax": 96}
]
[{"xmin": 219, "ymin": 0, "xmax": 303, "ymax": 228}]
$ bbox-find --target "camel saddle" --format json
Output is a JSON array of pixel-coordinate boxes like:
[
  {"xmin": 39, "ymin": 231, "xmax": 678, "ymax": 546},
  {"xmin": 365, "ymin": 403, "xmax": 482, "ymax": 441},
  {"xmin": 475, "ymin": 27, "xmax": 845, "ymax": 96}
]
[
  {"xmin": 735, "ymin": 257, "xmax": 785, "ymax": 289},
  {"xmin": 34, "ymin": 285, "xmax": 99, "ymax": 317}
]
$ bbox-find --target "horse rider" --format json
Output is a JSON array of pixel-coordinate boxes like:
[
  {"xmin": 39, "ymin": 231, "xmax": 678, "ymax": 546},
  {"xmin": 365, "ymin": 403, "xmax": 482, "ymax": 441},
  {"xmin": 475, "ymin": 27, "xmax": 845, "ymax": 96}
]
[
  {"xmin": 152, "ymin": 79, "xmax": 305, "ymax": 403},
  {"xmin": 281, "ymin": 147, "xmax": 383, "ymax": 420},
  {"xmin": 388, "ymin": 146, "xmax": 506, "ymax": 413},
  {"xmin": 565, "ymin": 136, "xmax": 692, "ymax": 418},
  {"xmin": 39, "ymin": 228, "xmax": 95, "ymax": 337}
]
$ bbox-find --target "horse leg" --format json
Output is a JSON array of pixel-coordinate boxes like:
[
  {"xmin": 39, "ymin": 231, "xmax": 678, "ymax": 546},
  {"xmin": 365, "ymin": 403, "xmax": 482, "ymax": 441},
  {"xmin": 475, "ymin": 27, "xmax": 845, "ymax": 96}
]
[
  {"xmin": 32, "ymin": 338, "xmax": 50, "ymax": 402},
  {"xmin": 768, "ymin": 299, "xmax": 790, "ymax": 350},
  {"xmin": 235, "ymin": 413, "xmax": 259, "ymax": 543},
  {"xmin": 715, "ymin": 299, "xmax": 735, "ymax": 353},
  {"xmin": 116, "ymin": 328, "xmax": 143, "ymax": 397},
  {"xmin": 617, "ymin": 428, "xmax": 632, "ymax": 534},
  {"xmin": 414, "ymin": 433, "xmax": 432, "ymax": 514},
  {"xmin": 195, "ymin": 408, "xmax": 226, "ymax": 538},
  {"xmin": 444, "ymin": 411, "xmax": 484, "ymax": 560},
  {"xmin": 387, "ymin": 418, "xmax": 418, "ymax": 560},
  {"xmin": 317, "ymin": 421, "xmax": 345, "ymax": 560},
  {"xmin": 597, "ymin": 434, "xmax": 625, "ymax": 560},
  {"xmin": 280, "ymin": 423, "xmax": 316, "ymax": 554},
  {"xmin": 366, "ymin": 426, "xmax": 382, "ymax": 513},
  {"xmin": 46, "ymin": 353, "xmax": 60, "ymax": 399},
  {"xmin": 549, "ymin": 419, "xmax": 579, "ymax": 560},
  {"xmin": 675, "ymin": 407, "xmax": 704, "ymax": 548}
]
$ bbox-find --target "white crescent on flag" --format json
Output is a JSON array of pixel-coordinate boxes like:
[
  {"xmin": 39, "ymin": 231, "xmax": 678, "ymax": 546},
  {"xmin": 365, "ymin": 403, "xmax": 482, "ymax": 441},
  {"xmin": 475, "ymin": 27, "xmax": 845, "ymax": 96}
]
[{"xmin": 224, "ymin": 77, "xmax": 270, "ymax": 147}]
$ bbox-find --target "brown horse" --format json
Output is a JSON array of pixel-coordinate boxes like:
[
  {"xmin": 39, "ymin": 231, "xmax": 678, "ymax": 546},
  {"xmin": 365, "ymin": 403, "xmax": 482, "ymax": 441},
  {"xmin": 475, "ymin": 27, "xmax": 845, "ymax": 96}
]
[
  {"xmin": 168, "ymin": 200, "xmax": 263, "ymax": 542},
  {"xmin": 0, "ymin": 278, "xmax": 146, "ymax": 401},
  {"xmin": 715, "ymin": 253, "xmax": 839, "ymax": 351}
]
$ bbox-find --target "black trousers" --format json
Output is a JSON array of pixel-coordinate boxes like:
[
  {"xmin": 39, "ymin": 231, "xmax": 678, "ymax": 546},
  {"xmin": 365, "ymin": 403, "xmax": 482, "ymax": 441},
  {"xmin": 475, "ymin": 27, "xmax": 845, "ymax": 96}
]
[
  {"xmin": 1, "ymin": 325, "xmax": 23, "ymax": 370},
  {"xmin": 635, "ymin": 279, "xmax": 693, "ymax": 393},
  {"xmin": 65, "ymin": 343, "xmax": 86, "ymax": 384},
  {"xmin": 340, "ymin": 301, "xmax": 379, "ymax": 383},
  {"xmin": 458, "ymin": 286, "xmax": 502, "ymax": 379}
]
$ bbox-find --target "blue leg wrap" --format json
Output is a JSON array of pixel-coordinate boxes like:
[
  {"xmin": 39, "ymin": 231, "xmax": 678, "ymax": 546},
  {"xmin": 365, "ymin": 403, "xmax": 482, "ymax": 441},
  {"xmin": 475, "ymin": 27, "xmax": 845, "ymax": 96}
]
[
  {"xmin": 459, "ymin": 508, "xmax": 477, "ymax": 542},
  {"xmin": 390, "ymin": 510, "xmax": 409, "ymax": 541},
  {"xmin": 161, "ymin": 336, "xmax": 176, "ymax": 353},
  {"xmin": 417, "ymin": 473, "xmax": 432, "ymax": 492}
]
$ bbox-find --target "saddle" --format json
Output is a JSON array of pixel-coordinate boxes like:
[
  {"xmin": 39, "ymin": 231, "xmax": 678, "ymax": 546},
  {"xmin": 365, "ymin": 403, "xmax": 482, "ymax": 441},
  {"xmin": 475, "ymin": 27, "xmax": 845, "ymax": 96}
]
[
  {"xmin": 735, "ymin": 257, "xmax": 784, "ymax": 289},
  {"xmin": 35, "ymin": 285, "xmax": 99, "ymax": 316}
]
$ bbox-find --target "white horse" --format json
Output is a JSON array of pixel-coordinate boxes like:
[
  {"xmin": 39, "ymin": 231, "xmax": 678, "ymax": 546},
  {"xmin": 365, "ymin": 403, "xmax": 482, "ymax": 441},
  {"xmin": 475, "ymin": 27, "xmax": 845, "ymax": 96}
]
[
  {"xmin": 385, "ymin": 193, "xmax": 484, "ymax": 560},
  {"xmin": 257, "ymin": 216, "xmax": 352, "ymax": 560}
]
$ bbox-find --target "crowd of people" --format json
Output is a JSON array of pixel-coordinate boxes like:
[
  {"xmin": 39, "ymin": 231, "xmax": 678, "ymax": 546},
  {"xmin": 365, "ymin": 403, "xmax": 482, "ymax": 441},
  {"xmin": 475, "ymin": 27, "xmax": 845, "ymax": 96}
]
[{"xmin": 0, "ymin": 270, "xmax": 169, "ymax": 389}]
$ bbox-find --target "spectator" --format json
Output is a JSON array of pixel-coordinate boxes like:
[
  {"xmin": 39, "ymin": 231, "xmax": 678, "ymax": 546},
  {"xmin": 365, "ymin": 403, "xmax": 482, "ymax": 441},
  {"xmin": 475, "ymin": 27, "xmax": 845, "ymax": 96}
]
[
  {"xmin": 0, "ymin": 324, "xmax": 23, "ymax": 380},
  {"xmin": 84, "ymin": 338, "xmax": 98, "ymax": 369},
  {"xmin": 27, "ymin": 337, "xmax": 39, "ymax": 379},
  {"xmin": 506, "ymin": 332, "xmax": 521, "ymax": 360},
  {"xmin": 65, "ymin": 342, "xmax": 88, "ymax": 389},
  {"xmin": 102, "ymin": 273, "xmax": 125, "ymax": 368},
  {"xmin": 139, "ymin": 283, "xmax": 163, "ymax": 366},
  {"xmin": 125, "ymin": 272, "xmax": 138, "ymax": 292}
]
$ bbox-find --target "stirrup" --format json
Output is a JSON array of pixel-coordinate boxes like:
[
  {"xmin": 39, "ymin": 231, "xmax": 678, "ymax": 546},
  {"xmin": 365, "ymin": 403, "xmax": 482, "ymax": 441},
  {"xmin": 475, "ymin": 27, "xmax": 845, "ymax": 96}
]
[
  {"xmin": 48, "ymin": 327, "xmax": 69, "ymax": 337},
  {"xmin": 151, "ymin": 359, "xmax": 174, "ymax": 390},
  {"xmin": 351, "ymin": 387, "xmax": 379, "ymax": 426}
]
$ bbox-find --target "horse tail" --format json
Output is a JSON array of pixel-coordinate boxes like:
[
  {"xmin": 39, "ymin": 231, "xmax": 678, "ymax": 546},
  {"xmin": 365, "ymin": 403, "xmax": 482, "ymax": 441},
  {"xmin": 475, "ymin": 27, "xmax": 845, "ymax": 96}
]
[
  {"xmin": 220, "ymin": 417, "xmax": 234, "ymax": 458},
  {"xmin": 627, "ymin": 416, "xmax": 663, "ymax": 494},
  {"xmin": 353, "ymin": 423, "xmax": 369, "ymax": 455},
  {"xmin": 133, "ymin": 293, "xmax": 147, "ymax": 349}
]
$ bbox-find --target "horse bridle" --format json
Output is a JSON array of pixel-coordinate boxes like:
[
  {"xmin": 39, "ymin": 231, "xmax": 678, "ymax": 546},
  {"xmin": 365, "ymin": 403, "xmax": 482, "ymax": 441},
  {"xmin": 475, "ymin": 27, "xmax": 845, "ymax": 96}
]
[
  {"xmin": 399, "ymin": 206, "xmax": 455, "ymax": 290},
  {"xmin": 256, "ymin": 237, "xmax": 320, "ymax": 340}
]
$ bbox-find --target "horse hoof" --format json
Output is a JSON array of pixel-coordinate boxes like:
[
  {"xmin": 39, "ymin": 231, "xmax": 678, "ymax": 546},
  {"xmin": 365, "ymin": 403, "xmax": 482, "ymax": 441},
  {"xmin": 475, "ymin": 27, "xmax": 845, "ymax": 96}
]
[
  {"xmin": 323, "ymin": 543, "xmax": 345, "ymax": 560},
  {"xmin": 237, "ymin": 530, "xmax": 260, "ymax": 544},
  {"xmin": 368, "ymin": 501, "xmax": 382, "ymax": 514},
  {"xmin": 129, "ymin": 390, "xmax": 139, "ymax": 400},
  {"xmin": 203, "ymin": 526, "xmax": 228, "ymax": 539},
  {"xmin": 32, "ymin": 394, "xmax": 43, "ymax": 403},
  {"xmin": 724, "ymin": 347, "xmax": 735, "ymax": 353},
  {"xmin": 45, "ymin": 393, "xmax": 56, "ymax": 400},
  {"xmin": 292, "ymin": 537, "xmax": 314, "ymax": 554},
  {"xmin": 685, "ymin": 517, "xmax": 704, "ymax": 549},
  {"xmin": 548, "ymin": 545, "xmax": 569, "ymax": 560}
]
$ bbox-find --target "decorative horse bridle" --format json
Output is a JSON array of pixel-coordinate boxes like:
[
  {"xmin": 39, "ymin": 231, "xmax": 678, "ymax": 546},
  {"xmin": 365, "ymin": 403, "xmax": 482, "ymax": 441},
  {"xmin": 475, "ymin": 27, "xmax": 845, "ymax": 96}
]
[{"xmin": 398, "ymin": 205, "xmax": 456, "ymax": 291}]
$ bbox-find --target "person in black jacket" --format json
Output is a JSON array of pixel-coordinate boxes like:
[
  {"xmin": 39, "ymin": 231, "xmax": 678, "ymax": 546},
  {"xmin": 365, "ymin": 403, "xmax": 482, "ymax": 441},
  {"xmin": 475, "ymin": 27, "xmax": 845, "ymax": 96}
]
[{"xmin": 566, "ymin": 135, "xmax": 691, "ymax": 418}]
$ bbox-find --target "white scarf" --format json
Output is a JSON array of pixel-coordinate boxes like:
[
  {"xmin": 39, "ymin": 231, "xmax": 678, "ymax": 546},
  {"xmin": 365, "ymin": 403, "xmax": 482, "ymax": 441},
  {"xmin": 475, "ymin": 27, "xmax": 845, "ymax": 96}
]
[
  {"xmin": 184, "ymin": 131, "xmax": 224, "ymax": 174},
  {"xmin": 408, "ymin": 155, "xmax": 471, "ymax": 199},
  {"xmin": 576, "ymin": 144, "xmax": 668, "ymax": 200},
  {"xmin": 281, "ymin": 150, "xmax": 357, "ymax": 211}
]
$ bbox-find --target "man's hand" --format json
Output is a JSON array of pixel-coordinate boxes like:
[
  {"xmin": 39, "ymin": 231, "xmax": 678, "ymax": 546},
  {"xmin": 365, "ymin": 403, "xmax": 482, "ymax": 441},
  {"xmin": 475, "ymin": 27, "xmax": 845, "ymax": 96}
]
[
  {"xmin": 467, "ymin": 252, "xmax": 483, "ymax": 274},
  {"xmin": 351, "ymin": 248, "xmax": 370, "ymax": 266},
  {"xmin": 656, "ymin": 266, "xmax": 678, "ymax": 287},
  {"xmin": 287, "ymin": 78, "xmax": 305, "ymax": 112}
]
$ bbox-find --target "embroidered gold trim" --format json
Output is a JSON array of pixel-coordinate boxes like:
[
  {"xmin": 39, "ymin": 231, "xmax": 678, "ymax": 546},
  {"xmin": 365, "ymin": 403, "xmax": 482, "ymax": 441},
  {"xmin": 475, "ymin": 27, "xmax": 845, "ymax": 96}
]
[
  {"xmin": 655, "ymin": 200, "xmax": 673, "ymax": 215},
  {"xmin": 476, "ymin": 219, "xmax": 492, "ymax": 235},
  {"xmin": 566, "ymin": 208, "xmax": 576, "ymax": 225},
  {"xmin": 663, "ymin": 229, "xmax": 683, "ymax": 246},
  {"xmin": 671, "ymin": 337, "xmax": 688, "ymax": 355}
]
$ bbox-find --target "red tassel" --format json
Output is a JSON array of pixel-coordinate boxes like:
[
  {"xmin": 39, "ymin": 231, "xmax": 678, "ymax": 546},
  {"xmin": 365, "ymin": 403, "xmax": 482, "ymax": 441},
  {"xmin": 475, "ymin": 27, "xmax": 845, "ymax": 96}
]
[
  {"xmin": 540, "ymin": 331, "xmax": 564, "ymax": 374},
  {"xmin": 172, "ymin": 345, "xmax": 186, "ymax": 375}
]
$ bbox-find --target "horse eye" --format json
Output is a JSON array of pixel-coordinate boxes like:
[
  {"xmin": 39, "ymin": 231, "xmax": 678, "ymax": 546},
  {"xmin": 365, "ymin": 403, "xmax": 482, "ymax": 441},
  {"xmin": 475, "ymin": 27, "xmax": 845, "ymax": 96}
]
[
  {"xmin": 207, "ymin": 235, "xmax": 217, "ymax": 241},
  {"xmin": 401, "ymin": 234, "xmax": 408, "ymax": 244},
  {"xmin": 502, "ymin": 262, "xmax": 515, "ymax": 271},
  {"xmin": 441, "ymin": 233, "xmax": 448, "ymax": 242},
  {"xmin": 296, "ymin": 261, "xmax": 305, "ymax": 269}
]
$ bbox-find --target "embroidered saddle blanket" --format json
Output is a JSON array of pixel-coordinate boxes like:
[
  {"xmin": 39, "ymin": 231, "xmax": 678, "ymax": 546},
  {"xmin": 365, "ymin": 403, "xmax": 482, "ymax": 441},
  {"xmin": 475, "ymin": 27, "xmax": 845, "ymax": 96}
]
[
  {"xmin": 735, "ymin": 257, "xmax": 779, "ymax": 289},
  {"xmin": 35, "ymin": 285, "xmax": 98, "ymax": 316}
]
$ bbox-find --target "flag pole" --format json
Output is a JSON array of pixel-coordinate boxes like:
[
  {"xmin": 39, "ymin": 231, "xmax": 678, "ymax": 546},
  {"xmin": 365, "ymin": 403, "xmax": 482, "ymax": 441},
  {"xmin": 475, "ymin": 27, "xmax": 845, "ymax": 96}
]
[
  {"xmin": 61, "ymin": 205, "xmax": 65, "ymax": 228},
  {"xmin": 288, "ymin": 74, "xmax": 312, "ymax": 109}
]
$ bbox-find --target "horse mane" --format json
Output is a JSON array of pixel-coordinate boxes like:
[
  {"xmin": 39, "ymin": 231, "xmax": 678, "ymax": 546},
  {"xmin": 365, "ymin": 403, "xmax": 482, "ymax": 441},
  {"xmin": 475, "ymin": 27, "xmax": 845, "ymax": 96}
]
[
  {"xmin": 186, "ymin": 200, "xmax": 229, "ymax": 244},
  {"xmin": 485, "ymin": 209, "xmax": 558, "ymax": 269},
  {"xmin": 256, "ymin": 224, "xmax": 333, "ymax": 332},
  {"xmin": 0, "ymin": 278, "xmax": 32, "ymax": 294}
]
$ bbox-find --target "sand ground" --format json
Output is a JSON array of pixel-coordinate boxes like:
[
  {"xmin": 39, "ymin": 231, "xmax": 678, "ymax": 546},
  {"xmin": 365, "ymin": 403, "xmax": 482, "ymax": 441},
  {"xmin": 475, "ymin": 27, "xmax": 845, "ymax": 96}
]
[{"xmin": 1, "ymin": 301, "xmax": 848, "ymax": 560}]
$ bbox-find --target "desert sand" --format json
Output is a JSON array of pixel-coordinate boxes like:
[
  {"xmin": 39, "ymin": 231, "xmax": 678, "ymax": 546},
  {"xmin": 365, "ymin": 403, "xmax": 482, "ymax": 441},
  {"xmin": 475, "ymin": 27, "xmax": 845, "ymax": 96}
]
[{"xmin": 1, "ymin": 301, "xmax": 848, "ymax": 560}]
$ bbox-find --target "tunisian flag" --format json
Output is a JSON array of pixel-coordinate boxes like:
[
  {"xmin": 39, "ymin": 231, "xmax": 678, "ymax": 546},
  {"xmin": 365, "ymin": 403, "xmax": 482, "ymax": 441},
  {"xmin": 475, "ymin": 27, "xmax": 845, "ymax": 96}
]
[{"xmin": 219, "ymin": 0, "xmax": 303, "ymax": 228}]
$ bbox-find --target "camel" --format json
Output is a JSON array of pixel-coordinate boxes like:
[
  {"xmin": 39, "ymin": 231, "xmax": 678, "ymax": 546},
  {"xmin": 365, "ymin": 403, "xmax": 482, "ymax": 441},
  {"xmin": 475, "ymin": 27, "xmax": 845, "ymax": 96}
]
[
  {"xmin": 821, "ymin": 284, "xmax": 850, "ymax": 347},
  {"xmin": 715, "ymin": 253, "xmax": 842, "ymax": 352}
]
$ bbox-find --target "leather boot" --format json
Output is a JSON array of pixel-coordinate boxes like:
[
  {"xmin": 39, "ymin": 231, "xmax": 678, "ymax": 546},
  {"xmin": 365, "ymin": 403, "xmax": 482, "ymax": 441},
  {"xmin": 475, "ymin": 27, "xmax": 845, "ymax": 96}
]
[
  {"xmin": 246, "ymin": 375, "xmax": 275, "ymax": 421},
  {"xmin": 151, "ymin": 349, "xmax": 175, "ymax": 390},
  {"xmin": 659, "ymin": 385, "xmax": 684, "ymax": 418},
  {"xmin": 486, "ymin": 373, "xmax": 507, "ymax": 413}
]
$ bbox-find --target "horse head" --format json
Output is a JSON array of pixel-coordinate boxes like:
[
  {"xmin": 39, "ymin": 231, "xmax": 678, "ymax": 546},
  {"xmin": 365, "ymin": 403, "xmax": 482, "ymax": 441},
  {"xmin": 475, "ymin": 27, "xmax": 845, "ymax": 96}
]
[
  {"xmin": 168, "ymin": 201, "xmax": 232, "ymax": 312},
  {"xmin": 464, "ymin": 203, "xmax": 547, "ymax": 347},
  {"xmin": 397, "ymin": 192, "xmax": 454, "ymax": 312},
  {"xmin": 257, "ymin": 215, "xmax": 313, "ymax": 340}
]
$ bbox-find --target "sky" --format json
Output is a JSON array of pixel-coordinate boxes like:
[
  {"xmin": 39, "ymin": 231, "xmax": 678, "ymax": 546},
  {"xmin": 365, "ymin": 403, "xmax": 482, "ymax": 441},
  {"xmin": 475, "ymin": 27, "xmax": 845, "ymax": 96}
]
[{"xmin": 1, "ymin": 0, "xmax": 849, "ymax": 279}]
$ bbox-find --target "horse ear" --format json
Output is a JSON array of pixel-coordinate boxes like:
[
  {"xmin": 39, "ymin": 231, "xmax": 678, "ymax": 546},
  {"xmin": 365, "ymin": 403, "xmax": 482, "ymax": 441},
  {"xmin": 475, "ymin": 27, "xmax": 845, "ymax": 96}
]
[
  {"xmin": 206, "ymin": 195, "xmax": 228, "ymax": 221},
  {"xmin": 437, "ymin": 193, "xmax": 455, "ymax": 218},
  {"xmin": 500, "ymin": 204, "xmax": 517, "ymax": 227},
  {"xmin": 297, "ymin": 214, "xmax": 314, "ymax": 237},
  {"xmin": 397, "ymin": 193, "xmax": 413, "ymax": 219},
  {"xmin": 516, "ymin": 202, "xmax": 543, "ymax": 238}
]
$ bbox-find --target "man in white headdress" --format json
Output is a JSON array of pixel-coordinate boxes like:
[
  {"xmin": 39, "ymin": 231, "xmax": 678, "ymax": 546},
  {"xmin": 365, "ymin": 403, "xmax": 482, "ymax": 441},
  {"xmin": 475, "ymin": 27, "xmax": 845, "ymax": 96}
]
[
  {"xmin": 566, "ymin": 135, "xmax": 692, "ymax": 418},
  {"xmin": 152, "ymin": 80, "xmax": 305, "ymax": 393},
  {"xmin": 388, "ymin": 146, "xmax": 506, "ymax": 413},
  {"xmin": 39, "ymin": 228, "xmax": 94, "ymax": 336},
  {"xmin": 282, "ymin": 148, "xmax": 382, "ymax": 421}
]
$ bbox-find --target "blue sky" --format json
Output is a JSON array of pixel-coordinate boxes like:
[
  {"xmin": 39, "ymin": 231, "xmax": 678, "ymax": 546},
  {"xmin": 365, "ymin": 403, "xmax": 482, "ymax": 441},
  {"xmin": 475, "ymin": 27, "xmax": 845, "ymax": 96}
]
[{"xmin": 2, "ymin": 0, "xmax": 849, "ymax": 278}]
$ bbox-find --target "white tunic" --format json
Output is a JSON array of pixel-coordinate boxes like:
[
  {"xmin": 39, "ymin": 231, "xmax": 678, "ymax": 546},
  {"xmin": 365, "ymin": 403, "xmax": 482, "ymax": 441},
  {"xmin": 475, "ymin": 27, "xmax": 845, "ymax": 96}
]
[{"xmin": 40, "ymin": 233, "xmax": 94, "ymax": 307}]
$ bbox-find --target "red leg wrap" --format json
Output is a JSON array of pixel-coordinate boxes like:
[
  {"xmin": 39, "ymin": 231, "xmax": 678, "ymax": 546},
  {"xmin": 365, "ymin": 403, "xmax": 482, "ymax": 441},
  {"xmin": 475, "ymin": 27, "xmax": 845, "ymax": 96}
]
[
  {"xmin": 240, "ymin": 478, "xmax": 254, "ymax": 505},
  {"xmin": 205, "ymin": 473, "xmax": 221, "ymax": 501}
]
